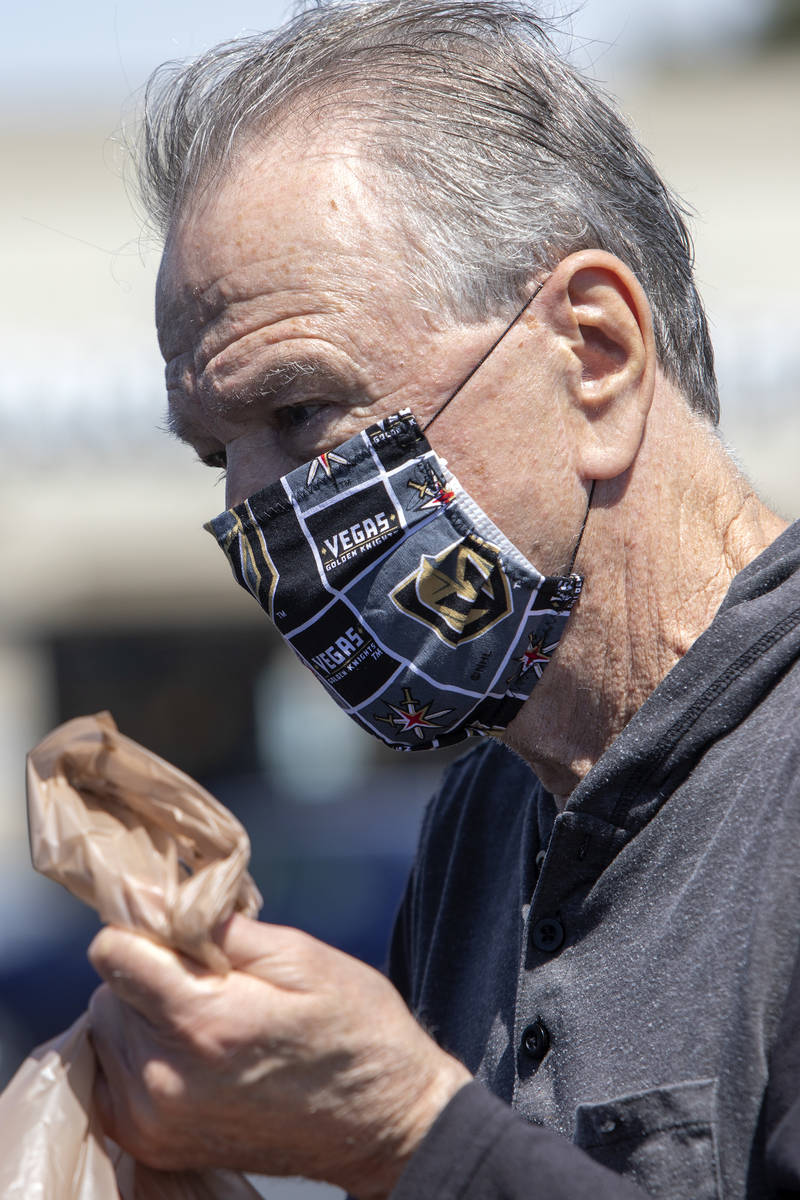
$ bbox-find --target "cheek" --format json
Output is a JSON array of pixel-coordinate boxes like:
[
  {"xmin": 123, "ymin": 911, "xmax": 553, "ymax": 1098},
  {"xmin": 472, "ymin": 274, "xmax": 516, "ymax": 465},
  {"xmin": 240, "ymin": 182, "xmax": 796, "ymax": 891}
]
[{"xmin": 437, "ymin": 420, "xmax": 585, "ymax": 573}]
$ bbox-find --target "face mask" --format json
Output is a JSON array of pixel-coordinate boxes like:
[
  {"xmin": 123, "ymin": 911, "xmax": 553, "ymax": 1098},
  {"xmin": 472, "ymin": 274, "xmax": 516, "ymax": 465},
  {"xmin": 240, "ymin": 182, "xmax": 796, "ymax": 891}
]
[{"xmin": 205, "ymin": 407, "xmax": 583, "ymax": 751}]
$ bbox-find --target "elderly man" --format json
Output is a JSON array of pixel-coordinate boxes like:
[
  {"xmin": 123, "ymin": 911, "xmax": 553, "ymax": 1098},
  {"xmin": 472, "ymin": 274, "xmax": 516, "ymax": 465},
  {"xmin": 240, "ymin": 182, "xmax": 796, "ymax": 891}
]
[{"xmin": 88, "ymin": 2, "xmax": 800, "ymax": 1197}]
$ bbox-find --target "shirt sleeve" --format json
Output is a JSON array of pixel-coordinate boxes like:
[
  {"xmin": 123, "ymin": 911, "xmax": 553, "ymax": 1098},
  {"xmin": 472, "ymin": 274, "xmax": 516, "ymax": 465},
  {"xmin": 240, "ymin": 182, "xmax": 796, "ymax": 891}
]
[{"xmin": 391, "ymin": 1081, "xmax": 649, "ymax": 1200}]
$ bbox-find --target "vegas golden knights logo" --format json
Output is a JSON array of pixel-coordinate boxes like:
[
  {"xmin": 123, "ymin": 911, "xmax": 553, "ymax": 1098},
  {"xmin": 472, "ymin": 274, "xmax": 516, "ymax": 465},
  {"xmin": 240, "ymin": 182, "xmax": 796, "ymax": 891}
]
[
  {"xmin": 390, "ymin": 535, "xmax": 511, "ymax": 646},
  {"xmin": 222, "ymin": 511, "xmax": 279, "ymax": 619}
]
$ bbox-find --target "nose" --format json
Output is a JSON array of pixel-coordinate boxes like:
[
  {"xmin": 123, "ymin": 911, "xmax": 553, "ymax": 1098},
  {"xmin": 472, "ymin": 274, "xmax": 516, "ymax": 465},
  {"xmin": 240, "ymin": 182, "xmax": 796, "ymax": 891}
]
[{"xmin": 224, "ymin": 432, "xmax": 287, "ymax": 508}]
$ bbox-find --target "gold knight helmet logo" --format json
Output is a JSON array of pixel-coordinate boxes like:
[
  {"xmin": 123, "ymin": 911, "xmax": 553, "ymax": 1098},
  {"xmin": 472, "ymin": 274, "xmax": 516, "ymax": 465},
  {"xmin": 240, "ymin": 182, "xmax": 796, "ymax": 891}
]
[{"xmin": 390, "ymin": 534, "xmax": 511, "ymax": 646}]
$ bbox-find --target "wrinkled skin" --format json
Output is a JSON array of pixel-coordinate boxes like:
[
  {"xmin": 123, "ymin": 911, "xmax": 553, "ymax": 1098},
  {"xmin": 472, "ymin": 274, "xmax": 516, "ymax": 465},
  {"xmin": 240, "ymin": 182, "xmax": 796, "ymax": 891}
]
[{"xmin": 89, "ymin": 916, "xmax": 471, "ymax": 1198}]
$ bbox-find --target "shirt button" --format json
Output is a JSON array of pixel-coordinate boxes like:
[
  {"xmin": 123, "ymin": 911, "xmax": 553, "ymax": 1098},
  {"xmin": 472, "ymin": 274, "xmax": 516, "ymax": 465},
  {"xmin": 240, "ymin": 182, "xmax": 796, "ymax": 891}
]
[
  {"xmin": 521, "ymin": 1020, "xmax": 551, "ymax": 1063},
  {"xmin": 531, "ymin": 917, "xmax": 564, "ymax": 952}
]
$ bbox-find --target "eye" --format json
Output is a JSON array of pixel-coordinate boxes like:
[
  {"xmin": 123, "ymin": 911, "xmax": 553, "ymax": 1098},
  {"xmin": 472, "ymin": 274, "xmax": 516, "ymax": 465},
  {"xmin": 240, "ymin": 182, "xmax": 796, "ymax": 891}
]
[
  {"xmin": 275, "ymin": 402, "xmax": 326, "ymax": 432},
  {"xmin": 200, "ymin": 448, "xmax": 227, "ymax": 470}
]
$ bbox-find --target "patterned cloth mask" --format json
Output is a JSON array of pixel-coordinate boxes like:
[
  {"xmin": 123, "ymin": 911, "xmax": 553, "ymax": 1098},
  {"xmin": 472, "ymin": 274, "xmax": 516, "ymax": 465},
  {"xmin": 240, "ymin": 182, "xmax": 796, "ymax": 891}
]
[{"xmin": 206, "ymin": 409, "xmax": 583, "ymax": 750}]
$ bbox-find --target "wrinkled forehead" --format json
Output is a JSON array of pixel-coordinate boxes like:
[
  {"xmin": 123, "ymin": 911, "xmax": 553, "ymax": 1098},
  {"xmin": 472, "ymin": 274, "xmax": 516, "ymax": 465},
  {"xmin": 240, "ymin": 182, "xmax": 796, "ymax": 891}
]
[{"xmin": 155, "ymin": 130, "xmax": 404, "ymax": 355}]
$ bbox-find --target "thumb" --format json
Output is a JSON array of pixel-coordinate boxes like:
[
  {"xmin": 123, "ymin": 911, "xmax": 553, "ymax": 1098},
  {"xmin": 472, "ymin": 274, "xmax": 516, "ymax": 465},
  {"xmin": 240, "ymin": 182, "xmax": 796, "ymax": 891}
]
[
  {"xmin": 215, "ymin": 914, "xmax": 334, "ymax": 990},
  {"xmin": 89, "ymin": 926, "xmax": 216, "ymax": 1022}
]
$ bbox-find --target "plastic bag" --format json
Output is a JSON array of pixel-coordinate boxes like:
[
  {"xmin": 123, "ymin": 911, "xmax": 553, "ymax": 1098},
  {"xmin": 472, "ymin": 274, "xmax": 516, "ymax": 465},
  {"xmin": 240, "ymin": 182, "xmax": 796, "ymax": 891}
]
[{"xmin": 0, "ymin": 712, "xmax": 265, "ymax": 1199}]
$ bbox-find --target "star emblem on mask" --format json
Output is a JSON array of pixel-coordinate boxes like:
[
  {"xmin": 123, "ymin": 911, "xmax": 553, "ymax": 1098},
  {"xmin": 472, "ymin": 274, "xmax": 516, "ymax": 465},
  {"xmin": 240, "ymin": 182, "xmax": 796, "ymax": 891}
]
[
  {"xmin": 407, "ymin": 475, "xmax": 455, "ymax": 511},
  {"xmin": 306, "ymin": 450, "xmax": 348, "ymax": 486},
  {"xmin": 513, "ymin": 635, "xmax": 559, "ymax": 681},
  {"xmin": 375, "ymin": 687, "xmax": 453, "ymax": 740}
]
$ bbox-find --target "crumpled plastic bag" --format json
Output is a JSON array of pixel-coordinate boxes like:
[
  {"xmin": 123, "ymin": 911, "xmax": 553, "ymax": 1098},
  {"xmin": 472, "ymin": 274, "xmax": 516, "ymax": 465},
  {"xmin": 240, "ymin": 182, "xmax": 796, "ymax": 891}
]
[{"xmin": 0, "ymin": 712, "xmax": 265, "ymax": 1199}]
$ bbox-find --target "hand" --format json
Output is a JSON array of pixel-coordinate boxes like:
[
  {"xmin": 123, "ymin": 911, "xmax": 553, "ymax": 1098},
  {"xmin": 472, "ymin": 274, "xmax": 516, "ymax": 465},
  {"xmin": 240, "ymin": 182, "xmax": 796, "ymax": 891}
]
[{"xmin": 88, "ymin": 916, "xmax": 471, "ymax": 1199}]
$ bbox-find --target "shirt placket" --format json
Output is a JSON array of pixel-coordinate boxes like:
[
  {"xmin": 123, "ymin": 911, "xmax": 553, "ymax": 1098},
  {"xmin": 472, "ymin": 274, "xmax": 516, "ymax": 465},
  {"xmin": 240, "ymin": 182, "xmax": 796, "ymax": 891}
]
[{"xmin": 511, "ymin": 810, "xmax": 633, "ymax": 1124}]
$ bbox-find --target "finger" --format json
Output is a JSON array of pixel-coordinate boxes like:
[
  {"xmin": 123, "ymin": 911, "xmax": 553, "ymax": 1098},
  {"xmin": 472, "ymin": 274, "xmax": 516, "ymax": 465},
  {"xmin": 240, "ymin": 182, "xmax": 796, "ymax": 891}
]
[
  {"xmin": 88, "ymin": 985, "xmax": 138, "ymax": 1142},
  {"xmin": 216, "ymin": 914, "xmax": 379, "ymax": 1005},
  {"xmin": 88, "ymin": 985, "xmax": 182, "ymax": 1168},
  {"xmin": 89, "ymin": 926, "xmax": 217, "ymax": 1024},
  {"xmin": 216, "ymin": 913, "xmax": 328, "ymax": 978},
  {"xmin": 89, "ymin": 982, "xmax": 140, "ymax": 1074},
  {"xmin": 92, "ymin": 1058, "xmax": 117, "ymax": 1137}
]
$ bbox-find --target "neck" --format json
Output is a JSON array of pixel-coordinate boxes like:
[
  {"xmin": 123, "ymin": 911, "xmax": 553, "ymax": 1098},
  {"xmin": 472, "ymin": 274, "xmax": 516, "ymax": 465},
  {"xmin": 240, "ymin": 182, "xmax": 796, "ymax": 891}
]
[{"xmin": 502, "ymin": 384, "xmax": 788, "ymax": 805}]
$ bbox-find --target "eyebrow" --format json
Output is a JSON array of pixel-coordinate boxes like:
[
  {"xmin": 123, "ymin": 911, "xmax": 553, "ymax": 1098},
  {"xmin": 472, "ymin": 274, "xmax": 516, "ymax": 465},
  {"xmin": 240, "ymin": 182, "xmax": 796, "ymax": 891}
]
[{"xmin": 165, "ymin": 355, "xmax": 360, "ymax": 445}]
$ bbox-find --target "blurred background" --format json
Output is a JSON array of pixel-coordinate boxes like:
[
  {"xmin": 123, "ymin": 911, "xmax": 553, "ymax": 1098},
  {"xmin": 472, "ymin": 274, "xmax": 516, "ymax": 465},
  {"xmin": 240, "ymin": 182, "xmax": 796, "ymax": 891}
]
[{"xmin": 1, "ymin": 0, "xmax": 798, "ymax": 1195}]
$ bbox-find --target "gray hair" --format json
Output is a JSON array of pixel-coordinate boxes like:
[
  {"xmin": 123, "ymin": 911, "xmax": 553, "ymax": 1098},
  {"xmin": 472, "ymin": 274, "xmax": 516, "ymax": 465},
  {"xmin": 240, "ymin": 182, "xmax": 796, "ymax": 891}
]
[{"xmin": 138, "ymin": 0, "xmax": 719, "ymax": 422}]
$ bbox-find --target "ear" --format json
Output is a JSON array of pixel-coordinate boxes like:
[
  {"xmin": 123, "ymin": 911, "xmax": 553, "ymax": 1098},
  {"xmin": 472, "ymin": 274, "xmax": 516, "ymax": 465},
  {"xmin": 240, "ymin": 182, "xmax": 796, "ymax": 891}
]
[{"xmin": 535, "ymin": 250, "xmax": 657, "ymax": 481}]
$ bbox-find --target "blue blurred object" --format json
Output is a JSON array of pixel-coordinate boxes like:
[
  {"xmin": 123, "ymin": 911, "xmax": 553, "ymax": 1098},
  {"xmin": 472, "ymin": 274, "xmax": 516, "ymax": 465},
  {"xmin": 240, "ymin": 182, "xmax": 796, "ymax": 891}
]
[
  {"xmin": 0, "ymin": 923, "xmax": 101, "ymax": 1069},
  {"xmin": 216, "ymin": 770, "xmax": 431, "ymax": 966}
]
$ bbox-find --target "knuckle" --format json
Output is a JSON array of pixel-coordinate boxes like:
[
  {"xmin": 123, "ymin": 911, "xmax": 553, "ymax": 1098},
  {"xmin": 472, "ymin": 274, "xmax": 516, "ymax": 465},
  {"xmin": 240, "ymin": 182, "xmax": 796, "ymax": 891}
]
[{"xmin": 142, "ymin": 1056, "xmax": 185, "ymax": 1106}]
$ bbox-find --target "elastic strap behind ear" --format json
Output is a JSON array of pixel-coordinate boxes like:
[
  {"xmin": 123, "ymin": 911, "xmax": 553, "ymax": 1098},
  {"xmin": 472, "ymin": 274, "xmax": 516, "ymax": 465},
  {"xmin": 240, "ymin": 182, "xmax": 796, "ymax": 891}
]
[{"xmin": 567, "ymin": 480, "xmax": 596, "ymax": 574}]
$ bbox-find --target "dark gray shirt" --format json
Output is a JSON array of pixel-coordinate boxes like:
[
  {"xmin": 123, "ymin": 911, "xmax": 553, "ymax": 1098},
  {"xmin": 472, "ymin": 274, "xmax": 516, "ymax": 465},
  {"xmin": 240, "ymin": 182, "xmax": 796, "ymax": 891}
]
[{"xmin": 390, "ymin": 521, "xmax": 800, "ymax": 1199}]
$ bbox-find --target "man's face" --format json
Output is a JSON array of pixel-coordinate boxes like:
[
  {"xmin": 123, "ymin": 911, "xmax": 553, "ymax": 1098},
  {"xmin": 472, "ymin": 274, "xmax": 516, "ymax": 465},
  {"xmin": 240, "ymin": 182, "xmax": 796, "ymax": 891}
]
[{"xmin": 157, "ymin": 130, "xmax": 582, "ymax": 573}]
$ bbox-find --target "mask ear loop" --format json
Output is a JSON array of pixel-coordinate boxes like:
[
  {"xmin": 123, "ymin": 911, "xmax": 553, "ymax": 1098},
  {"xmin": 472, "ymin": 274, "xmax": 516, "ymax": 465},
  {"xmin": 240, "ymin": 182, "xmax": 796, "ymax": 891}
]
[
  {"xmin": 567, "ymin": 480, "xmax": 596, "ymax": 575},
  {"xmin": 421, "ymin": 277, "xmax": 548, "ymax": 435},
  {"xmin": 418, "ymin": 275, "xmax": 591, "ymax": 580}
]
